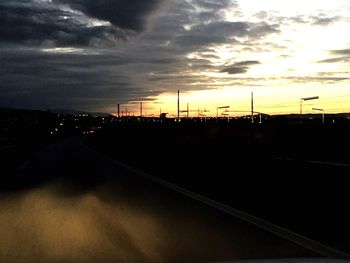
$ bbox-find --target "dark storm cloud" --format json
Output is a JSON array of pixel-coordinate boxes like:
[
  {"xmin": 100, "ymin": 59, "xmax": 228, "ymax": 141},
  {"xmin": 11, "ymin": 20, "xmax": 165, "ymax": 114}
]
[
  {"xmin": 123, "ymin": 0, "xmax": 279, "ymax": 64},
  {"xmin": 193, "ymin": 0, "xmax": 237, "ymax": 24},
  {"xmin": 0, "ymin": 0, "xmax": 165, "ymax": 47},
  {"xmin": 0, "ymin": 48, "xmax": 151, "ymax": 111},
  {"xmin": 172, "ymin": 21, "xmax": 278, "ymax": 52},
  {"xmin": 192, "ymin": 0, "xmax": 235, "ymax": 11},
  {"xmin": 233, "ymin": 60, "xmax": 260, "ymax": 66},
  {"xmin": 248, "ymin": 22, "xmax": 280, "ymax": 38},
  {"xmin": 181, "ymin": 21, "xmax": 249, "ymax": 40},
  {"xmin": 148, "ymin": 75, "xmax": 202, "ymax": 82},
  {"xmin": 53, "ymin": 0, "xmax": 165, "ymax": 32},
  {"xmin": 142, "ymin": 58, "xmax": 180, "ymax": 65},
  {"xmin": 198, "ymin": 54, "xmax": 220, "ymax": 59},
  {"xmin": 111, "ymin": 0, "xmax": 278, "ymax": 93},
  {"xmin": 139, "ymin": 0, "xmax": 254, "ymax": 52},
  {"xmin": 220, "ymin": 60, "xmax": 260, "ymax": 74},
  {"xmin": 186, "ymin": 58, "xmax": 215, "ymax": 70},
  {"xmin": 318, "ymin": 49, "xmax": 350, "ymax": 64},
  {"xmin": 0, "ymin": 0, "xmax": 281, "ymax": 112},
  {"xmin": 220, "ymin": 67, "xmax": 248, "ymax": 74}
]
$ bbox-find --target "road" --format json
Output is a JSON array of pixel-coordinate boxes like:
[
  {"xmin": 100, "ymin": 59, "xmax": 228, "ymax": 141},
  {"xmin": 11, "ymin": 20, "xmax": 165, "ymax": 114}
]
[{"xmin": 0, "ymin": 137, "xmax": 323, "ymax": 263}]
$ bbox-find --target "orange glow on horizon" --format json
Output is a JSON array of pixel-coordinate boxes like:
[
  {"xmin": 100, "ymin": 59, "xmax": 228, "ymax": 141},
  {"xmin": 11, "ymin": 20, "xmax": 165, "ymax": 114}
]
[{"xmin": 118, "ymin": 80, "xmax": 350, "ymax": 117}]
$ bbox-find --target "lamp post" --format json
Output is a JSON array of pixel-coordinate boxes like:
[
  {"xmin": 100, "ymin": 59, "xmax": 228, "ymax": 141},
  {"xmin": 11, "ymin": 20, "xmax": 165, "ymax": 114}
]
[
  {"xmin": 187, "ymin": 103, "xmax": 189, "ymax": 118},
  {"xmin": 300, "ymin": 96, "xmax": 319, "ymax": 123},
  {"xmin": 177, "ymin": 90, "xmax": 180, "ymax": 121},
  {"xmin": 251, "ymin": 92, "xmax": 254, "ymax": 124},
  {"xmin": 216, "ymin": 106, "xmax": 230, "ymax": 122},
  {"xmin": 312, "ymin": 108, "xmax": 325, "ymax": 125},
  {"xmin": 221, "ymin": 110, "xmax": 231, "ymax": 123}
]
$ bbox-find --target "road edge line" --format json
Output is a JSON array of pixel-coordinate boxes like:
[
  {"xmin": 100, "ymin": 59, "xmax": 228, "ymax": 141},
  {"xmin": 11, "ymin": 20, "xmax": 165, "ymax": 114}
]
[{"xmin": 86, "ymin": 145, "xmax": 349, "ymax": 259}]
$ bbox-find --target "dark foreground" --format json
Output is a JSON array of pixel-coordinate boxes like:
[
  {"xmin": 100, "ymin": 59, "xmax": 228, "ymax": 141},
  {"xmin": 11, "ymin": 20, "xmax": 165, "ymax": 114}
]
[
  {"xmin": 0, "ymin": 138, "xmax": 317, "ymax": 263},
  {"xmin": 89, "ymin": 121, "xmax": 350, "ymax": 255}
]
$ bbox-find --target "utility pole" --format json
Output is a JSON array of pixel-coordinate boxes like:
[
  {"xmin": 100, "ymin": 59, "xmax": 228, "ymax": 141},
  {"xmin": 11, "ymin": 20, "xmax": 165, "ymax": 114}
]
[
  {"xmin": 140, "ymin": 102, "xmax": 143, "ymax": 117},
  {"xmin": 117, "ymin": 104, "xmax": 120, "ymax": 118},
  {"xmin": 177, "ymin": 90, "xmax": 180, "ymax": 121},
  {"xmin": 300, "ymin": 99, "xmax": 303, "ymax": 123},
  {"xmin": 312, "ymin": 108, "xmax": 325, "ymax": 125},
  {"xmin": 251, "ymin": 91, "xmax": 254, "ymax": 124},
  {"xmin": 187, "ymin": 103, "xmax": 189, "ymax": 118}
]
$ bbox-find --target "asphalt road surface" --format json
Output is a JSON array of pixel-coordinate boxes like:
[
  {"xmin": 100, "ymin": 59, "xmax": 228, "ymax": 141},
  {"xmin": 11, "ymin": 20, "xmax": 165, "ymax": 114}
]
[{"xmin": 0, "ymin": 137, "xmax": 321, "ymax": 263}]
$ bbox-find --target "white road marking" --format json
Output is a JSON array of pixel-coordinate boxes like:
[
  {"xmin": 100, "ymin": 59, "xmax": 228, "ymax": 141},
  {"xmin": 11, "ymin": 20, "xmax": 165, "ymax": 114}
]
[
  {"xmin": 98, "ymin": 153, "xmax": 350, "ymax": 259},
  {"xmin": 275, "ymin": 157, "xmax": 350, "ymax": 168}
]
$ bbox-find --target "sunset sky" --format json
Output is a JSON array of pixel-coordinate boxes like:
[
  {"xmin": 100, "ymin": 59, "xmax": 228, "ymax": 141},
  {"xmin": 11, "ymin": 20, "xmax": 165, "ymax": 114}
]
[{"xmin": 1, "ymin": 0, "xmax": 350, "ymax": 116}]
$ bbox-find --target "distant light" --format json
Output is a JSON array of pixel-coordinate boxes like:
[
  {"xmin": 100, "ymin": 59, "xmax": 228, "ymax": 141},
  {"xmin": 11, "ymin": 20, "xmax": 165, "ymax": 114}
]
[
  {"xmin": 55, "ymin": 128, "xmax": 58, "ymax": 132},
  {"xmin": 60, "ymin": 123, "xmax": 63, "ymax": 126},
  {"xmin": 184, "ymin": 24, "xmax": 192, "ymax": 31}
]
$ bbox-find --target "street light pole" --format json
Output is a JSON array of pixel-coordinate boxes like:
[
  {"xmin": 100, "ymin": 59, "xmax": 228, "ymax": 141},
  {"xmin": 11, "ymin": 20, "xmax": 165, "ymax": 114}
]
[
  {"xmin": 300, "ymin": 99, "xmax": 303, "ymax": 123},
  {"xmin": 322, "ymin": 112, "xmax": 325, "ymax": 125},
  {"xmin": 312, "ymin": 108, "xmax": 325, "ymax": 125},
  {"xmin": 217, "ymin": 106, "xmax": 230, "ymax": 123},
  {"xmin": 177, "ymin": 90, "xmax": 180, "ymax": 121},
  {"xmin": 187, "ymin": 103, "xmax": 189, "ymax": 118},
  {"xmin": 251, "ymin": 92, "xmax": 254, "ymax": 124},
  {"xmin": 300, "ymin": 96, "xmax": 319, "ymax": 123}
]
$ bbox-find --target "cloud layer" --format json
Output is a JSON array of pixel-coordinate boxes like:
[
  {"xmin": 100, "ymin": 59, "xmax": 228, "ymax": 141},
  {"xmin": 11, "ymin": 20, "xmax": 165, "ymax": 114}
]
[
  {"xmin": 53, "ymin": 0, "xmax": 164, "ymax": 32},
  {"xmin": 0, "ymin": 0, "xmax": 349, "ymax": 112},
  {"xmin": 0, "ymin": 0, "xmax": 165, "ymax": 47}
]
